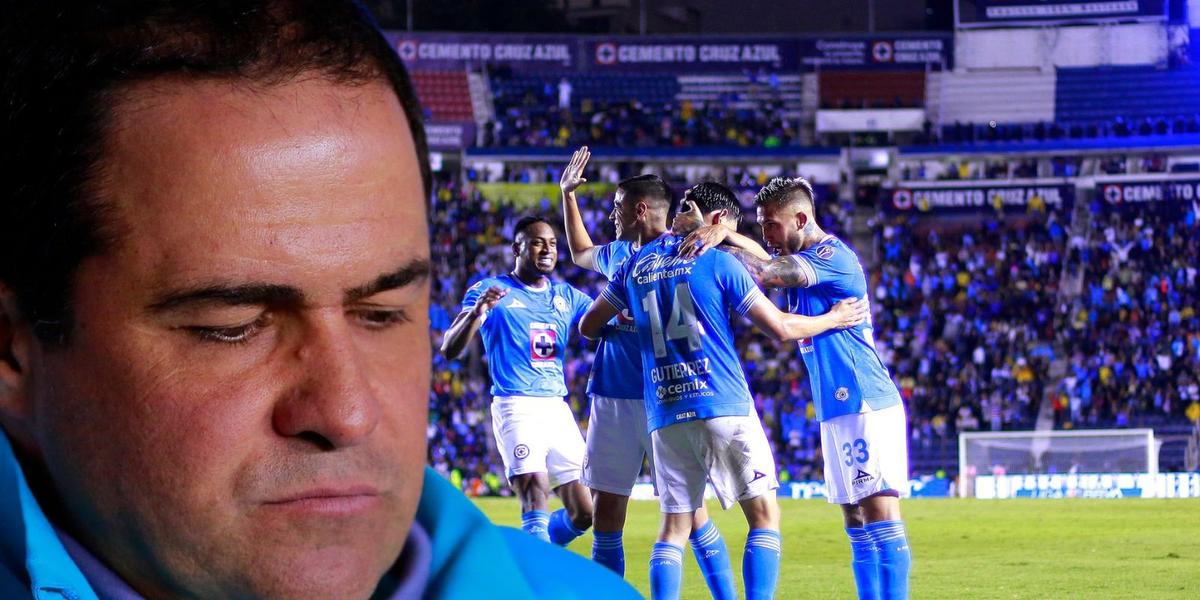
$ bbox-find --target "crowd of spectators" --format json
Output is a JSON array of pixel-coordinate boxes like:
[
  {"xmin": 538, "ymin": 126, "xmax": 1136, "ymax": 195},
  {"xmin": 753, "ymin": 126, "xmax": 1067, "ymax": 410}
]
[
  {"xmin": 897, "ymin": 153, "xmax": 1175, "ymax": 182},
  {"xmin": 868, "ymin": 212, "xmax": 1065, "ymax": 467},
  {"xmin": 1052, "ymin": 199, "xmax": 1200, "ymax": 429},
  {"xmin": 937, "ymin": 115, "xmax": 1200, "ymax": 145},
  {"xmin": 480, "ymin": 72, "xmax": 800, "ymax": 149}
]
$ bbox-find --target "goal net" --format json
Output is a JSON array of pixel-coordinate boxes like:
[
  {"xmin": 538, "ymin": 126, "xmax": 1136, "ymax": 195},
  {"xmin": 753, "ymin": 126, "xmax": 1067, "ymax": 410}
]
[{"xmin": 958, "ymin": 429, "xmax": 1158, "ymax": 498}]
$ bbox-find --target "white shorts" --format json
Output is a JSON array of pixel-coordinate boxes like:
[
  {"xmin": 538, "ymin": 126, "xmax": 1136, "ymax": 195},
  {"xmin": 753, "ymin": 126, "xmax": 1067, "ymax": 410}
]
[
  {"xmin": 491, "ymin": 395, "xmax": 586, "ymax": 489},
  {"xmin": 820, "ymin": 403, "xmax": 910, "ymax": 505},
  {"xmin": 583, "ymin": 395, "xmax": 653, "ymax": 496},
  {"xmin": 651, "ymin": 415, "xmax": 779, "ymax": 513}
]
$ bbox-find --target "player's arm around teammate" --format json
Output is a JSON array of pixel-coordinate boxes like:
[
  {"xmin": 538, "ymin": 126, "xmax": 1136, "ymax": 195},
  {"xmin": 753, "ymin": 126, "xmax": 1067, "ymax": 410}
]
[{"xmin": 745, "ymin": 295, "xmax": 869, "ymax": 342}]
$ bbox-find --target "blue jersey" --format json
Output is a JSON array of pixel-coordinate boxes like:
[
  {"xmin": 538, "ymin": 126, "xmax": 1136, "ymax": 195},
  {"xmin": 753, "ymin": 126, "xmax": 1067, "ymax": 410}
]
[
  {"xmin": 602, "ymin": 234, "xmax": 764, "ymax": 432},
  {"xmin": 784, "ymin": 236, "xmax": 901, "ymax": 422},
  {"xmin": 587, "ymin": 241, "xmax": 643, "ymax": 400},
  {"xmin": 461, "ymin": 274, "xmax": 592, "ymax": 398}
]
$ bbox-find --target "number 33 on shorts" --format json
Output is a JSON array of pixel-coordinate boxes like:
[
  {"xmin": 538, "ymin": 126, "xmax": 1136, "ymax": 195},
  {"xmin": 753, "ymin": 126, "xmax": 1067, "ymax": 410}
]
[{"xmin": 842, "ymin": 438, "xmax": 869, "ymax": 466}]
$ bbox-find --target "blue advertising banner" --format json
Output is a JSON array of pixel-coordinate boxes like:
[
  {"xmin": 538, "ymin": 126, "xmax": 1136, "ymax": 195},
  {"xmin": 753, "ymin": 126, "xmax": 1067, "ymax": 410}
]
[
  {"xmin": 887, "ymin": 182, "xmax": 1074, "ymax": 214},
  {"xmin": 587, "ymin": 37, "xmax": 798, "ymax": 72},
  {"xmin": 385, "ymin": 32, "xmax": 577, "ymax": 71},
  {"xmin": 384, "ymin": 32, "xmax": 951, "ymax": 73},
  {"xmin": 956, "ymin": 0, "xmax": 1167, "ymax": 27},
  {"xmin": 1098, "ymin": 177, "xmax": 1200, "ymax": 205},
  {"xmin": 800, "ymin": 37, "xmax": 950, "ymax": 69}
]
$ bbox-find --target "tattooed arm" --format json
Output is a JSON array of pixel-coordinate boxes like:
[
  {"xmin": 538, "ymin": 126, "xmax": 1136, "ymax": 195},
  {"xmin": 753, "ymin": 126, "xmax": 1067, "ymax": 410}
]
[{"xmin": 724, "ymin": 247, "xmax": 812, "ymax": 289}]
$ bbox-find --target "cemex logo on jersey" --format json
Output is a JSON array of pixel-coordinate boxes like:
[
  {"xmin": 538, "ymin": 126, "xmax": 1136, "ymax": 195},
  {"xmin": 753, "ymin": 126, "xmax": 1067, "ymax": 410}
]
[
  {"xmin": 852, "ymin": 469, "xmax": 874, "ymax": 487},
  {"xmin": 530, "ymin": 322, "xmax": 558, "ymax": 364},
  {"xmin": 631, "ymin": 250, "xmax": 694, "ymax": 285},
  {"xmin": 797, "ymin": 337, "xmax": 814, "ymax": 354},
  {"xmin": 507, "ymin": 298, "xmax": 527, "ymax": 309}
]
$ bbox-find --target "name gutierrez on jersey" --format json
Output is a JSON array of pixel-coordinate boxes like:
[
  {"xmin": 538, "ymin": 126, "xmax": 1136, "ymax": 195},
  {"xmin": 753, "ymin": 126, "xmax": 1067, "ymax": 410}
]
[
  {"xmin": 631, "ymin": 251, "xmax": 695, "ymax": 285},
  {"xmin": 650, "ymin": 358, "xmax": 712, "ymax": 383}
]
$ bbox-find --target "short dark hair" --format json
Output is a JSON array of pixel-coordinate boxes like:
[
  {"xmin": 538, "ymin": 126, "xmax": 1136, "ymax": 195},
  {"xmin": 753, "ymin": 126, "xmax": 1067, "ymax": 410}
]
[
  {"xmin": 0, "ymin": 0, "xmax": 430, "ymax": 345},
  {"xmin": 617, "ymin": 174, "xmax": 673, "ymax": 213},
  {"xmin": 512, "ymin": 216, "xmax": 551, "ymax": 241},
  {"xmin": 754, "ymin": 177, "xmax": 816, "ymax": 213},
  {"xmin": 687, "ymin": 182, "xmax": 741, "ymax": 221}
]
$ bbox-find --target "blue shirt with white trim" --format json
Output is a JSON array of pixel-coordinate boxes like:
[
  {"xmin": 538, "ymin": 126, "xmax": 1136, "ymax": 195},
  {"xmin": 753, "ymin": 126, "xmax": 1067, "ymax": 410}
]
[
  {"xmin": 461, "ymin": 274, "xmax": 592, "ymax": 398},
  {"xmin": 587, "ymin": 241, "xmax": 643, "ymax": 400},
  {"xmin": 783, "ymin": 235, "xmax": 902, "ymax": 422},
  {"xmin": 602, "ymin": 234, "xmax": 763, "ymax": 432}
]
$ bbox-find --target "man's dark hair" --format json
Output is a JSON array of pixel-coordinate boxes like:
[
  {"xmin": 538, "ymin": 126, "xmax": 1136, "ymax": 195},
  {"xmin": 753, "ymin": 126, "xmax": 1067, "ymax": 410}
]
[
  {"xmin": 687, "ymin": 182, "xmax": 741, "ymax": 221},
  {"xmin": 0, "ymin": 0, "xmax": 430, "ymax": 345},
  {"xmin": 754, "ymin": 177, "xmax": 816, "ymax": 213},
  {"xmin": 512, "ymin": 216, "xmax": 551, "ymax": 241},
  {"xmin": 617, "ymin": 174, "xmax": 674, "ymax": 213}
]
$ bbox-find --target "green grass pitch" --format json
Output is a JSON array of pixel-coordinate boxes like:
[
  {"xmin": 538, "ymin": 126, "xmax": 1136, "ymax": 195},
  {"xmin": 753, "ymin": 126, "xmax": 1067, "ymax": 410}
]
[{"xmin": 473, "ymin": 497, "xmax": 1200, "ymax": 599}]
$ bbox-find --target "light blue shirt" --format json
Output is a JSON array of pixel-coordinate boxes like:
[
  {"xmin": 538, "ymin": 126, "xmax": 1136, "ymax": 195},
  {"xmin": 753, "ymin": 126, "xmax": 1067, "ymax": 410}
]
[
  {"xmin": 461, "ymin": 274, "xmax": 592, "ymax": 397},
  {"xmin": 587, "ymin": 241, "xmax": 643, "ymax": 400},
  {"xmin": 602, "ymin": 234, "xmax": 763, "ymax": 432},
  {"xmin": 784, "ymin": 235, "xmax": 902, "ymax": 422}
]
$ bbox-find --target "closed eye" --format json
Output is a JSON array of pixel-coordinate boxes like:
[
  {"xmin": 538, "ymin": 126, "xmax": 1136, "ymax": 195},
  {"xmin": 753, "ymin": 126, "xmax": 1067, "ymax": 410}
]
[
  {"xmin": 351, "ymin": 308, "xmax": 412, "ymax": 330},
  {"xmin": 183, "ymin": 314, "xmax": 271, "ymax": 345}
]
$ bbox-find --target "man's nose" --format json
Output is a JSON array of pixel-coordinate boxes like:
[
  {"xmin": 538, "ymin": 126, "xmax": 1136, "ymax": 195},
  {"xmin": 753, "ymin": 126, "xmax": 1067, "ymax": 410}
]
[{"xmin": 272, "ymin": 315, "xmax": 380, "ymax": 449}]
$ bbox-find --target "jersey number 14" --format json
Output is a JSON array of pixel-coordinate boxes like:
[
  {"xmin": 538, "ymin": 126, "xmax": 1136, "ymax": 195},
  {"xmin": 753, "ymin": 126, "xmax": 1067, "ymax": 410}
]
[{"xmin": 641, "ymin": 283, "xmax": 703, "ymax": 358}]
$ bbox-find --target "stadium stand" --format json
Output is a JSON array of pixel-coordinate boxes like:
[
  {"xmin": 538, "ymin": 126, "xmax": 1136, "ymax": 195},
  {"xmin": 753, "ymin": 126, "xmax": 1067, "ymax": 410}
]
[
  {"xmin": 410, "ymin": 21, "xmax": 1200, "ymax": 497},
  {"xmin": 934, "ymin": 69, "xmax": 1056, "ymax": 127},
  {"xmin": 411, "ymin": 69, "xmax": 475, "ymax": 122}
]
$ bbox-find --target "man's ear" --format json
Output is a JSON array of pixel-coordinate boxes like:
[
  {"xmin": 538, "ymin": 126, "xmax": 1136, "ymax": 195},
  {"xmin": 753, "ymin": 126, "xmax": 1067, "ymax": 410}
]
[
  {"xmin": 0, "ymin": 283, "xmax": 33, "ymax": 423},
  {"xmin": 794, "ymin": 210, "xmax": 809, "ymax": 230},
  {"xmin": 511, "ymin": 240, "xmax": 520, "ymax": 257}
]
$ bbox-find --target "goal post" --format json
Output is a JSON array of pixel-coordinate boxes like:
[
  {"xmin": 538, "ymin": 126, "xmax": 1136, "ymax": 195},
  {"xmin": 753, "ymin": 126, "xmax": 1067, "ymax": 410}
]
[{"xmin": 958, "ymin": 429, "xmax": 1158, "ymax": 498}]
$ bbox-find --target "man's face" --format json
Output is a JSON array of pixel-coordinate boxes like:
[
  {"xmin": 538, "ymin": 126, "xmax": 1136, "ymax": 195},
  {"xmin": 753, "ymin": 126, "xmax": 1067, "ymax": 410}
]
[
  {"xmin": 671, "ymin": 190, "xmax": 706, "ymax": 234},
  {"xmin": 757, "ymin": 203, "xmax": 805, "ymax": 254},
  {"xmin": 609, "ymin": 189, "xmax": 640, "ymax": 242},
  {"xmin": 20, "ymin": 77, "xmax": 429, "ymax": 599},
  {"xmin": 515, "ymin": 221, "xmax": 558, "ymax": 274}
]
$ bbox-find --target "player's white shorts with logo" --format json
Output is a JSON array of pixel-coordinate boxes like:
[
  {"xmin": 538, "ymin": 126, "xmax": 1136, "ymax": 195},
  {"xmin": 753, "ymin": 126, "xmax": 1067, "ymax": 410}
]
[
  {"xmin": 651, "ymin": 415, "xmax": 779, "ymax": 513},
  {"xmin": 491, "ymin": 395, "xmax": 585, "ymax": 489},
  {"xmin": 820, "ymin": 403, "xmax": 910, "ymax": 504},
  {"xmin": 583, "ymin": 395, "xmax": 653, "ymax": 496}
]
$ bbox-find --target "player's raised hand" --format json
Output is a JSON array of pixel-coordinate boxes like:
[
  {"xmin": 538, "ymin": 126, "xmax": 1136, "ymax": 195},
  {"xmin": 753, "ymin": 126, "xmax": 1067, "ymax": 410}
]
[
  {"xmin": 559, "ymin": 146, "xmax": 590, "ymax": 194},
  {"xmin": 470, "ymin": 286, "xmax": 508, "ymax": 317},
  {"xmin": 829, "ymin": 296, "xmax": 870, "ymax": 329},
  {"xmin": 678, "ymin": 224, "xmax": 730, "ymax": 258}
]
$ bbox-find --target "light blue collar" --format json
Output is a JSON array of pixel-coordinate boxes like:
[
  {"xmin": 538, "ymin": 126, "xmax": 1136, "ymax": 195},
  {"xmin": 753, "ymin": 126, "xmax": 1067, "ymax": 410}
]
[{"xmin": 0, "ymin": 432, "xmax": 97, "ymax": 600}]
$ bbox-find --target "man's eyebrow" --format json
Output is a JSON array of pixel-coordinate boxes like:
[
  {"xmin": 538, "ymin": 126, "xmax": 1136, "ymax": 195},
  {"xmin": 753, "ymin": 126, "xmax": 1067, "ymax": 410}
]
[
  {"xmin": 344, "ymin": 259, "xmax": 431, "ymax": 303},
  {"xmin": 148, "ymin": 284, "xmax": 304, "ymax": 312}
]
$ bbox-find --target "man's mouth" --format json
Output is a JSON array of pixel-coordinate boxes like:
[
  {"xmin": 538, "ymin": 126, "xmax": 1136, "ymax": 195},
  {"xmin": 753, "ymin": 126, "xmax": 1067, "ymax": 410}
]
[{"xmin": 263, "ymin": 485, "xmax": 381, "ymax": 516}]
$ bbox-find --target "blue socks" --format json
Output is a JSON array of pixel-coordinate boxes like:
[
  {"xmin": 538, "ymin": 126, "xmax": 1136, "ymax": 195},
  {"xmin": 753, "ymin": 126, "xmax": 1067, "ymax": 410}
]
[
  {"xmin": 548, "ymin": 508, "xmax": 587, "ymax": 546},
  {"xmin": 593, "ymin": 530, "xmax": 625, "ymax": 575},
  {"xmin": 520, "ymin": 510, "xmax": 550, "ymax": 542},
  {"xmin": 865, "ymin": 520, "xmax": 911, "ymax": 600},
  {"xmin": 743, "ymin": 528, "xmax": 782, "ymax": 600},
  {"xmin": 649, "ymin": 542, "xmax": 684, "ymax": 600},
  {"xmin": 689, "ymin": 520, "xmax": 736, "ymax": 600},
  {"xmin": 847, "ymin": 527, "xmax": 882, "ymax": 600}
]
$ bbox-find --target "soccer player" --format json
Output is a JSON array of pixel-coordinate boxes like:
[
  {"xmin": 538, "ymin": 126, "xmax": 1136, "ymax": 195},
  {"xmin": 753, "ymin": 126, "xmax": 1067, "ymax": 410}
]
[
  {"xmin": 441, "ymin": 216, "xmax": 594, "ymax": 547},
  {"xmin": 559, "ymin": 148, "xmax": 737, "ymax": 596},
  {"xmin": 683, "ymin": 177, "xmax": 913, "ymax": 600},
  {"xmin": 579, "ymin": 183, "xmax": 869, "ymax": 600}
]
